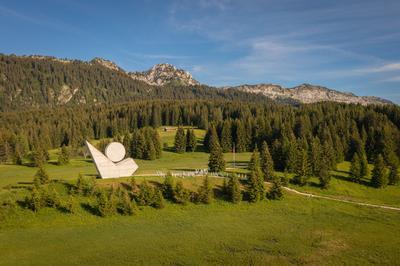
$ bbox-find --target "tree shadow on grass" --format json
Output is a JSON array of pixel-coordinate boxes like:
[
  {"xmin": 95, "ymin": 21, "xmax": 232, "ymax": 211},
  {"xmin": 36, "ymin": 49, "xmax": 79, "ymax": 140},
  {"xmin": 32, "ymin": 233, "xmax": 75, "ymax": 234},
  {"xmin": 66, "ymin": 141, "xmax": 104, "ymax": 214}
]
[
  {"xmin": 81, "ymin": 202, "xmax": 99, "ymax": 216},
  {"xmin": 332, "ymin": 174, "xmax": 372, "ymax": 187}
]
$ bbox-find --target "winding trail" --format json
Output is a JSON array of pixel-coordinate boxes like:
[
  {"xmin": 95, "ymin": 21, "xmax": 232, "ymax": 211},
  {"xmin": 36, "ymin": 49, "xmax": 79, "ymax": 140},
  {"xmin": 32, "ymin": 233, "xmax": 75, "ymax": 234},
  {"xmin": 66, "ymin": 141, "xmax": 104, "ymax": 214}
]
[
  {"xmin": 281, "ymin": 186, "xmax": 400, "ymax": 212},
  {"xmin": 134, "ymin": 173, "xmax": 400, "ymax": 212}
]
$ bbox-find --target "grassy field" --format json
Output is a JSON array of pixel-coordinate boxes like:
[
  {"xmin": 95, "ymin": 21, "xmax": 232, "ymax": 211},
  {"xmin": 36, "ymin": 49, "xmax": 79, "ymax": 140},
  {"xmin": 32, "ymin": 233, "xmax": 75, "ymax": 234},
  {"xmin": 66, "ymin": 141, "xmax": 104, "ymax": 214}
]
[
  {"xmin": 1, "ymin": 127, "xmax": 400, "ymax": 265},
  {"xmin": 0, "ymin": 186, "xmax": 399, "ymax": 265}
]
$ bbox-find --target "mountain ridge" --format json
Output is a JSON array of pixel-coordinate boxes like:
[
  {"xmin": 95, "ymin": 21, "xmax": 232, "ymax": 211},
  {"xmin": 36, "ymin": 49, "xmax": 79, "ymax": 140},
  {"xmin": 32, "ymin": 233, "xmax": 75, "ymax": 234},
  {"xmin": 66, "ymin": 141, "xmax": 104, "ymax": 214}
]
[{"xmin": 0, "ymin": 53, "xmax": 393, "ymax": 109}]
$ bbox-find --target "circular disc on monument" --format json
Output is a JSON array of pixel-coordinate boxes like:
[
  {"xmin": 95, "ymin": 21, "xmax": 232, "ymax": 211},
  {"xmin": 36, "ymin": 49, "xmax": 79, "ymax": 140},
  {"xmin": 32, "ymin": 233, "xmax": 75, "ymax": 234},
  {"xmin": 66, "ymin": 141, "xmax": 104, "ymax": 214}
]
[{"xmin": 105, "ymin": 142, "xmax": 126, "ymax": 162}]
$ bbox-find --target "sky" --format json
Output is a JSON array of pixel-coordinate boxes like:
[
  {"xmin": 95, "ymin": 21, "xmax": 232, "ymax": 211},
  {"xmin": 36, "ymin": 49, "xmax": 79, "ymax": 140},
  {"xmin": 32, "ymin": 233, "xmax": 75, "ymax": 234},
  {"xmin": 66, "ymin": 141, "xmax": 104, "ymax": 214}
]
[{"xmin": 1, "ymin": 0, "xmax": 400, "ymax": 103}]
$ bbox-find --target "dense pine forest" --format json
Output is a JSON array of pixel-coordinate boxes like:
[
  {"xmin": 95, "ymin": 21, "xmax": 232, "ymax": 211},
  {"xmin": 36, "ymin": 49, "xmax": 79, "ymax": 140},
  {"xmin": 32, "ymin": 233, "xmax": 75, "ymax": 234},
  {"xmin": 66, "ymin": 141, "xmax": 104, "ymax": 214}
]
[{"xmin": 1, "ymin": 99, "xmax": 399, "ymax": 186}]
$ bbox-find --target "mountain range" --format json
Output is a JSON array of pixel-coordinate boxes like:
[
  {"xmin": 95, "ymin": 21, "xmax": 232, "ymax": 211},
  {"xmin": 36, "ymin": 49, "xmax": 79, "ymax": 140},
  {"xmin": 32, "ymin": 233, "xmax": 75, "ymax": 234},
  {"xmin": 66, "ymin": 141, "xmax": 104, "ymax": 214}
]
[{"xmin": 0, "ymin": 54, "xmax": 393, "ymax": 111}]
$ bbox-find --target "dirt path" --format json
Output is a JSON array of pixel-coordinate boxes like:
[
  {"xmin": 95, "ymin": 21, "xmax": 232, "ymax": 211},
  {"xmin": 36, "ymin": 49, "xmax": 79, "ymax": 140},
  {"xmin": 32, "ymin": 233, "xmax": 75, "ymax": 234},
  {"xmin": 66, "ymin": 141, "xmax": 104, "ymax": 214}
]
[{"xmin": 282, "ymin": 185, "xmax": 400, "ymax": 212}]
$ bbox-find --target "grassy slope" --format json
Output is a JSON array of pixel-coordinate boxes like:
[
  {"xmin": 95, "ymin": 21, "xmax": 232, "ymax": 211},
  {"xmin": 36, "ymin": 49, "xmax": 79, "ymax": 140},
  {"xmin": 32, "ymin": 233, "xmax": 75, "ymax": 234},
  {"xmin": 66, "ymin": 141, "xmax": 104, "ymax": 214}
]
[
  {"xmin": 1, "ymin": 127, "xmax": 400, "ymax": 264},
  {"xmin": 1, "ymin": 192, "xmax": 399, "ymax": 265}
]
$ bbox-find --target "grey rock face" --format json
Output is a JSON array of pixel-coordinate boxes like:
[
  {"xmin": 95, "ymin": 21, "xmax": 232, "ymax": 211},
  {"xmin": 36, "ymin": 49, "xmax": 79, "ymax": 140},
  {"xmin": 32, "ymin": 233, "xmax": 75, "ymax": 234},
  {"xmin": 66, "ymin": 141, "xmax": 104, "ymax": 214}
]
[
  {"xmin": 129, "ymin": 63, "xmax": 199, "ymax": 86},
  {"xmin": 232, "ymin": 83, "xmax": 392, "ymax": 105}
]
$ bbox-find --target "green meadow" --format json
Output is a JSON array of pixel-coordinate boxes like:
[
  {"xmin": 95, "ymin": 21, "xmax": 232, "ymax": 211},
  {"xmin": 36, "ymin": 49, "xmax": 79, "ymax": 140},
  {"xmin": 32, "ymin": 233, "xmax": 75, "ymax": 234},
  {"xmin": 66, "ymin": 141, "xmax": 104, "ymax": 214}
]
[{"xmin": 0, "ymin": 128, "xmax": 400, "ymax": 265}]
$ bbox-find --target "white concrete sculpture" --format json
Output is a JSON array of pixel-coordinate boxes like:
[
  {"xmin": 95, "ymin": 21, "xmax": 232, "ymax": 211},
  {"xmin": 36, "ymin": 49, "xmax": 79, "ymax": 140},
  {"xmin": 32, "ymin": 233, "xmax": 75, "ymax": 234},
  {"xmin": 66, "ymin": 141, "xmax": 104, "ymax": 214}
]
[{"xmin": 85, "ymin": 140, "xmax": 138, "ymax": 179}]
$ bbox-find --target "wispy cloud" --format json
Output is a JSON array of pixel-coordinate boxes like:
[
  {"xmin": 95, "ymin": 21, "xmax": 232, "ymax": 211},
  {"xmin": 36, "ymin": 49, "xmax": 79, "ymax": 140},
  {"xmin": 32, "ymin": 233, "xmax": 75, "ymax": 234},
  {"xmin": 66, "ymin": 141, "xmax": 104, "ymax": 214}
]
[
  {"xmin": 0, "ymin": 4, "xmax": 83, "ymax": 35},
  {"xmin": 358, "ymin": 63, "xmax": 400, "ymax": 73}
]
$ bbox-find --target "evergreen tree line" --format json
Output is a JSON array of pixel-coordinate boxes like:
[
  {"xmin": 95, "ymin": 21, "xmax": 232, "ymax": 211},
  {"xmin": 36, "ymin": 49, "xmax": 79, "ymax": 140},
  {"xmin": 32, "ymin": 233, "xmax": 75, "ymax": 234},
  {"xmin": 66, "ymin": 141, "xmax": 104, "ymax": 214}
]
[{"xmin": 1, "ymin": 100, "xmax": 399, "ymax": 171}]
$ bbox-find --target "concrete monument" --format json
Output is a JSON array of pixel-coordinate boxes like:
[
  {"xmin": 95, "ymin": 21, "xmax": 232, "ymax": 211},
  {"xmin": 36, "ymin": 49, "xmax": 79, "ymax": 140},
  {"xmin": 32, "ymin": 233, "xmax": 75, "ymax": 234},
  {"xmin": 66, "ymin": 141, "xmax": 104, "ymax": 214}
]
[{"xmin": 85, "ymin": 140, "xmax": 138, "ymax": 179}]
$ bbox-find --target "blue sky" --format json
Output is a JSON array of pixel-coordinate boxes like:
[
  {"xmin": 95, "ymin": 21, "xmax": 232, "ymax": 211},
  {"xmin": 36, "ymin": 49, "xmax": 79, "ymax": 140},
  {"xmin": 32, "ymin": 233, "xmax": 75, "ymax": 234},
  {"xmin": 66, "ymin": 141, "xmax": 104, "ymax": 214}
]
[{"xmin": 1, "ymin": 0, "xmax": 400, "ymax": 103}]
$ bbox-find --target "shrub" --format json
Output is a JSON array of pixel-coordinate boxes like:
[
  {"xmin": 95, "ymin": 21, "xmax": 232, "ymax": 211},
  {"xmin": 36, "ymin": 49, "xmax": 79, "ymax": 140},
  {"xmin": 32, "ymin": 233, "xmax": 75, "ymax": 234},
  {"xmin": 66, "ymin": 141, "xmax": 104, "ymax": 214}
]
[
  {"xmin": 227, "ymin": 174, "xmax": 242, "ymax": 203},
  {"xmin": 197, "ymin": 176, "xmax": 213, "ymax": 204},
  {"xmin": 33, "ymin": 167, "xmax": 50, "ymax": 186},
  {"xmin": 268, "ymin": 178, "xmax": 284, "ymax": 200},
  {"xmin": 97, "ymin": 189, "xmax": 118, "ymax": 217},
  {"xmin": 173, "ymin": 180, "xmax": 191, "ymax": 205},
  {"xmin": 136, "ymin": 181, "xmax": 155, "ymax": 206},
  {"xmin": 162, "ymin": 172, "xmax": 175, "ymax": 200},
  {"xmin": 118, "ymin": 190, "xmax": 136, "ymax": 215},
  {"xmin": 75, "ymin": 174, "xmax": 96, "ymax": 196},
  {"xmin": 151, "ymin": 189, "xmax": 165, "ymax": 209}
]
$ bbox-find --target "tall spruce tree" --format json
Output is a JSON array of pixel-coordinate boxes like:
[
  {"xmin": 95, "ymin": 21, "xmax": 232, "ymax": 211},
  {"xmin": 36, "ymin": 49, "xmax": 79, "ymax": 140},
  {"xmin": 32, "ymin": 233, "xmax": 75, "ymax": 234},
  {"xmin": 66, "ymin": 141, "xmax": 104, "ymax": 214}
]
[
  {"xmin": 220, "ymin": 121, "xmax": 232, "ymax": 153},
  {"xmin": 260, "ymin": 141, "xmax": 274, "ymax": 181},
  {"xmin": 174, "ymin": 127, "xmax": 186, "ymax": 153},
  {"xmin": 371, "ymin": 154, "xmax": 388, "ymax": 188},
  {"xmin": 208, "ymin": 136, "xmax": 225, "ymax": 172},
  {"xmin": 247, "ymin": 148, "xmax": 265, "ymax": 202},
  {"xmin": 293, "ymin": 145, "xmax": 311, "ymax": 186},
  {"xmin": 57, "ymin": 145, "xmax": 70, "ymax": 165},
  {"xmin": 186, "ymin": 129, "xmax": 197, "ymax": 152},
  {"xmin": 388, "ymin": 164, "xmax": 399, "ymax": 185},
  {"xmin": 268, "ymin": 178, "xmax": 284, "ymax": 200},
  {"xmin": 197, "ymin": 175, "xmax": 214, "ymax": 204},
  {"xmin": 350, "ymin": 153, "xmax": 362, "ymax": 183},
  {"xmin": 227, "ymin": 174, "xmax": 242, "ymax": 203},
  {"xmin": 318, "ymin": 155, "xmax": 331, "ymax": 189}
]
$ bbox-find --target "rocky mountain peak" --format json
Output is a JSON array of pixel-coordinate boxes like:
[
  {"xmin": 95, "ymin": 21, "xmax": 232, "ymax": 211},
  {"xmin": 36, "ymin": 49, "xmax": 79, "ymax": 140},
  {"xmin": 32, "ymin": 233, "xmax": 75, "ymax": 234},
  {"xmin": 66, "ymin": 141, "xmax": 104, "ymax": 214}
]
[
  {"xmin": 91, "ymin": 57, "xmax": 123, "ymax": 72},
  {"xmin": 129, "ymin": 63, "xmax": 199, "ymax": 86}
]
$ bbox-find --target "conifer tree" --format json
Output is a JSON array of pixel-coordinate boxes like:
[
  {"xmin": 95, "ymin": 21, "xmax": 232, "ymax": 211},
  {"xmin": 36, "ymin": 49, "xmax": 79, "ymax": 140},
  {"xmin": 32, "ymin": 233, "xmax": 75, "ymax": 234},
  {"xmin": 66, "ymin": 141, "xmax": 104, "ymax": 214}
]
[
  {"xmin": 118, "ymin": 190, "xmax": 136, "ymax": 215},
  {"xmin": 247, "ymin": 149, "xmax": 265, "ymax": 202},
  {"xmin": 162, "ymin": 172, "xmax": 175, "ymax": 200},
  {"xmin": 371, "ymin": 154, "xmax": 388, "ymax": 188},
  {"xmin": 174, "ymin": 127, "xmax": 186, "ymax": 153},
  {"xmin": 292, "ymin": 145, "xmax": 311, "ymax": 186},
  {"xmin": 145, "ymin": 139, "xmax": 156, "ymax": 160},
  {"xmin": 204, "ymin": 125, "xmax": 219, "ymax": 152},
  {"xmin": 227, "ymin": 174, "xmax": 242, "ymax": 203},
  {"xmin": 268, "ymin": 178, "xmax": 284, "ymax": 200},
  {"xmin": 310, "ymin": 137, "xmax": 322, "ymax": 176},
  {"xmin": 208, "ymin": 136, "xmax": 225, "ymax": 172},
  {"xmin": 359, "ymin": 149, "xmax": 369, "ymax": 179},
  {"xmin": 260, "ymin": 141, "xmax": 274, "ymax": 181},
  {"xmin": 197, "ymin": 175, "xmax": 213, "ymax": 204},
  {"xmin": 137, "ymin": 181, "xmax": 155, "ymax": 206},
  {"xmin": 152, "ymin": 130, "xmax": 162, "ymax": 158},
  {"xmin": 186, "ymin": 129, "xmax": 197, "ymax": 152},
  {"xmin": 220, "ymin": 121, "xmax": 232, "ymax": 152},
  {"xmin": 151, "ymin": 189, "xmax": 165, "ymax": 209},
  {"xmin": 34, "ymin": 167, "xmax": 50, "ymax": 186},
  {"xmin": 388, "ymin": 164, "xmax": 399, "ymax": 185},
  {"xmin": 173, "ymin": 180, "xmax": 191, "ymax": 204},
  {"xmin": 318, "ymin": 156, "xmax": 331, "ymax": 189},
  {"xmin": 350, "ymin": 153, "xmax": 362, "ymax": 183},
  {"xmin": 234, "ymin": 120, "xmax": 247, "ymax": 153},
  {"xmin": 57, "ymin": 145, "xmax": 70, "ymax": 165}
]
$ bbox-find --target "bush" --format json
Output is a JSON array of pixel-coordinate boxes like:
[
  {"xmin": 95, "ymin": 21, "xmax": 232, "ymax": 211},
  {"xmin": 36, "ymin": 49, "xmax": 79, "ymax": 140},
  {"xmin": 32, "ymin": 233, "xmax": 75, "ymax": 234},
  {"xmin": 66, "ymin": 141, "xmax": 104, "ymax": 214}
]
[
  {"xmin": 173, "ymin": 180, "xmax": 191, "ymax": 205},
  {"xmin": 33, "ymin": 167, "xmax": 50, "ymax": 186},
  {"xmin": 97, "ymin": 189, "xmax": 118, "ymax": 217},
  {"xmin": 151, "ymin": 189, "xmax": 165, "ymax": 209},
  {"xmin": 268, "ymin": 178, "xmax": 284, "ymax": 200},
  {"xmin": 118, "ymin": 189, "xmax": 137, "ymax": 215},
  {"xmin": 197, "ymin": 176, "xmax": 213, "ymax": 204},
  {"xmin": 136, "ymin": 181, "xmax": 155, "ymax": 206},
  {"xmin": 75, "ymin": 174, "xmax": 96, "ymax": 196},
  {"xmin": 227, "ymin": 174, "xmax": 242, "ymax": 203},
  {"xmin": 162, "ymin": 172, "xmax": 175, "ymax": 200},
  {"xmin": 64, "ymin": 195, "xmax": 78, "ymax": 214}
]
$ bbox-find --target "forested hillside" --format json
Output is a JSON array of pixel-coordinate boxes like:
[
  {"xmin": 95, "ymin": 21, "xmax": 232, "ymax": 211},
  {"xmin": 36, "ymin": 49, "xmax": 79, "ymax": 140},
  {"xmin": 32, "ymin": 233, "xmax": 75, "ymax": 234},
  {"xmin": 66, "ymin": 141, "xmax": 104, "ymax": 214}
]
[
  {"xmin": 1, "ymin": 100, "xmax": 399, "ymax": 177},
  {"xmin": 0, "ymin": 54, "xmax": 274, "ymax": 111}
]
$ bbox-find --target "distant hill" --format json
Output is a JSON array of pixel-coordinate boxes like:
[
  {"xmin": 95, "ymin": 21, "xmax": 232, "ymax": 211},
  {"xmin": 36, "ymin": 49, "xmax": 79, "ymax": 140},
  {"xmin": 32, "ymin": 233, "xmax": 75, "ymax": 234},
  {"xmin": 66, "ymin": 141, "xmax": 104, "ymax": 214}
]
[
  {"xmin": 0, "ymin": 54, "xmax": 269, "ymax": 111},
  {"xmin": 0, "ymin": 53, "xmax": 393, "ymax": 111}
]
